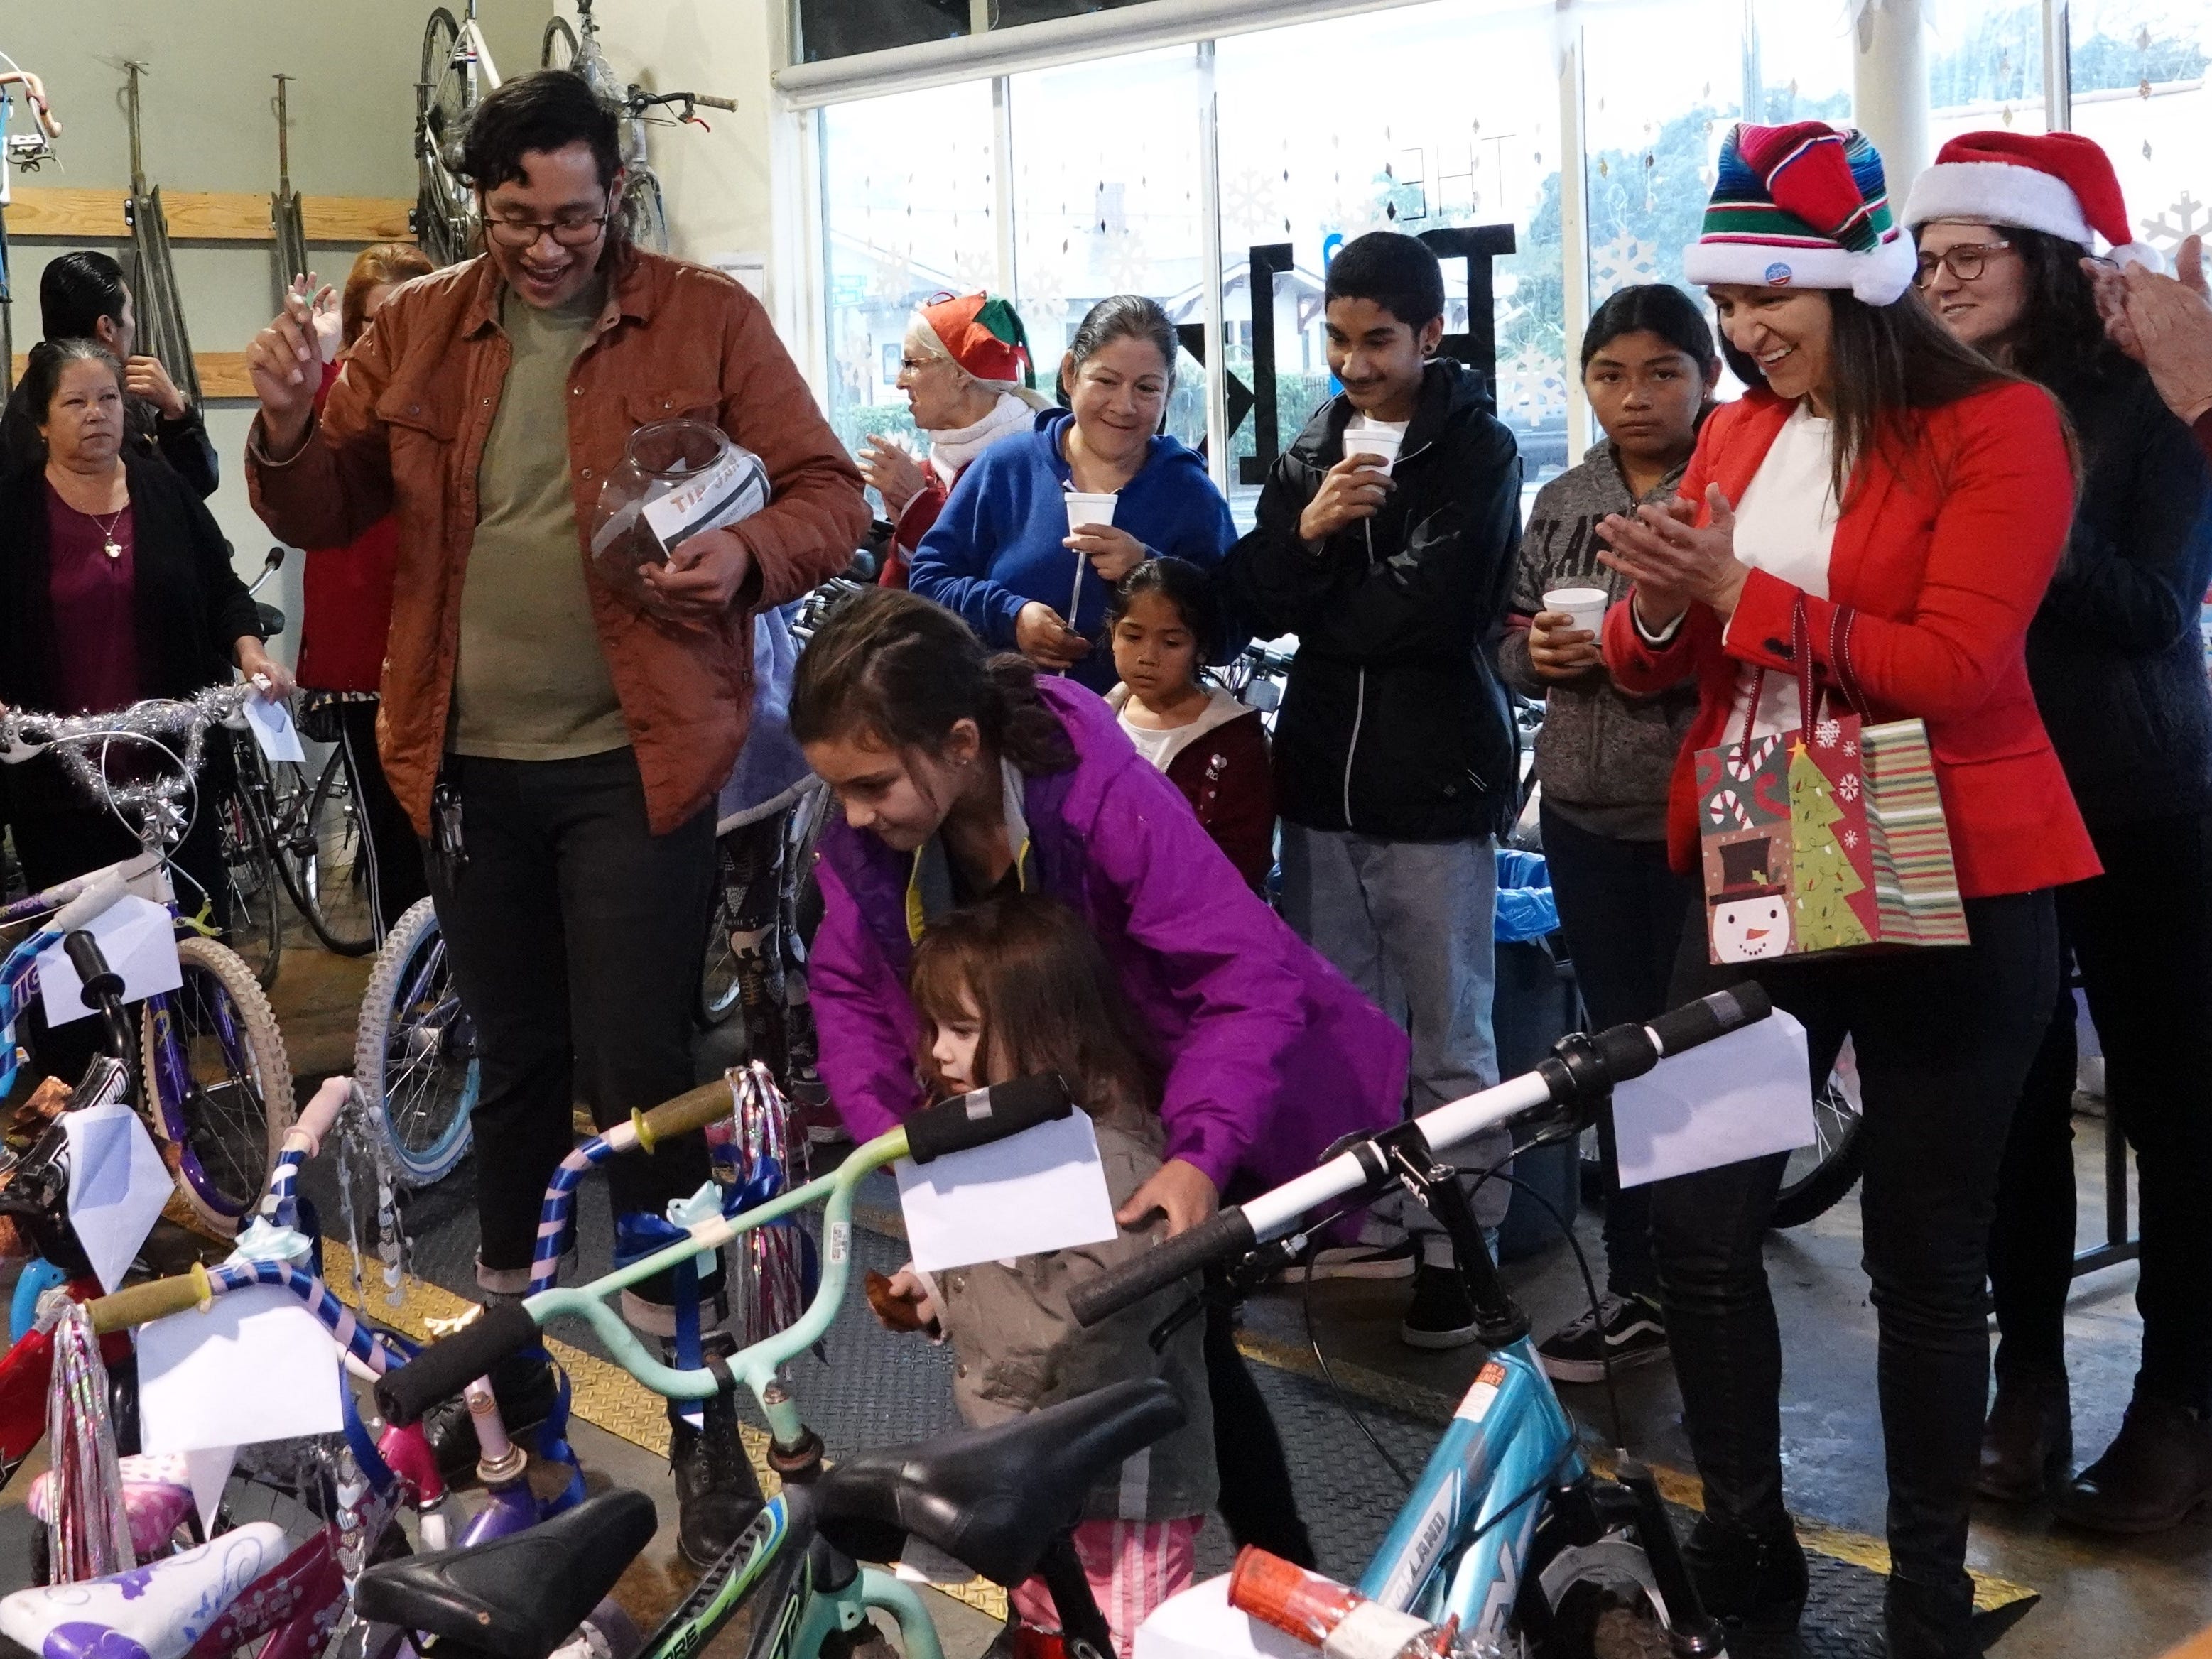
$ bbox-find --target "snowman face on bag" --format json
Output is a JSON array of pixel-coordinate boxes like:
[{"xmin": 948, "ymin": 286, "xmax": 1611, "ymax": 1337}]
[{"xmin": 1713, "ymin": 896, "xmax": 1791, "ymax": 962}]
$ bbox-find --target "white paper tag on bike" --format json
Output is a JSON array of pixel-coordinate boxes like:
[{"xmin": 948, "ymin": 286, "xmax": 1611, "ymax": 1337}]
[
  {"xmin": 35, "ymin": 893, "xmax": 183, "ymax": 1026},
  {"xmin": 63, "ymin": 1100, "xmax": 175, "ymax": 1293},
  {"xmin": 894, "ymin": 1111, "xmax": 1117, "ymax": 1273},
  {"xmin": 242, "ymin": 692, "xmax": 306, "ymax": 762},
  {"xmin": 187, "ymin": 1445, "xmax": 238, "ymax": 1536},
  {"xmin": 1611, "ymin": 1006, "xmax": 1816, "ymax": 1188},
  {"xmin": 139, "ymin": 1283, "xmax": 346, "ymax": 1453}
]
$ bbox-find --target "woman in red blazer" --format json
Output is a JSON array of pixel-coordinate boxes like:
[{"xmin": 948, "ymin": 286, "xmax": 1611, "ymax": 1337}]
[{"xmin": 1595, "ymin": 124, "xmax": 2100, "ymax": 1659}]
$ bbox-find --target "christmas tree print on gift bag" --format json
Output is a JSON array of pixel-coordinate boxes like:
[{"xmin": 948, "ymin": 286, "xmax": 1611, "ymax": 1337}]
[{"xmin": 1696, "ymin": 598, "xmax": 1901, "ymax": 963}]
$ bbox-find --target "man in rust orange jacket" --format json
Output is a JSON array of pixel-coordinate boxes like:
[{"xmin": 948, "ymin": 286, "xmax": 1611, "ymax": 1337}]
[{"xmin": 244, "ymin": 72, "xmax": 865, "ymax": 1564}]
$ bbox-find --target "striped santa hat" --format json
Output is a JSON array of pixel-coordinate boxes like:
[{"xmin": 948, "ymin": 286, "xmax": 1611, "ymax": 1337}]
[
  {"xmin": 1684, "ymin": 121, "xmax": 1918, "ymax": 305},
  {"xmin": 1903, "ymin": 130, "xmax": 2163, "ymax": 271}
]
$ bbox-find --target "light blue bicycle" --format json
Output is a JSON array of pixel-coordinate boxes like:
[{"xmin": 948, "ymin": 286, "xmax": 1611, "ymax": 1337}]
[{"xmin": 1073, "ymin": 986, "xmax": 1775, "ymax": 1659}]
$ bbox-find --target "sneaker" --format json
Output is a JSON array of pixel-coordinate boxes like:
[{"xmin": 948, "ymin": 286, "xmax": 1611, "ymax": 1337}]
[
  {"xmin": 1399, "ymin": 1263, "xmax": 1482, "ymax": 1349},
  {"xmin": 1535, "ymin": 1293, "xmax": 1669, "ymax": 1384},
  {"xmin": 1288, "ymin": 1237, "xmax": 1417, "ymax": 1281}
]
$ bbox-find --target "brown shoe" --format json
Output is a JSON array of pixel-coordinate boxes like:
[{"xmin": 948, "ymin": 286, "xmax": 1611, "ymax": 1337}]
[
  {"xmin": 2052, "ymin": 1394, "xmax": 2212, "ymax": 1534},
  {"xmin": 1977, "ymin": 1364, "xmax": 2071, "ymax": 1503}
]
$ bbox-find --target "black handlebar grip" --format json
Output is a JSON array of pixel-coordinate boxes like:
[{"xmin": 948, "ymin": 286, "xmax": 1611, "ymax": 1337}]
[
  {"xmin": 64, "ymin": 930, "xmax": 124, "ymax": 1007},
  {"xmin": 1070, "ymin": 1208, "xmax": 1257, "ymax": 1329},
  {"xmin": 1648, "ymin": 982, "xmax": 1772, "ymax": 1058},
  {"xmin": 905, "ymin": 1074, "xmax": 1074, "ymax": 1165},
  {"xmin": 373, "ymin": 1300, "xmax": 540, "ymax": 1426}
]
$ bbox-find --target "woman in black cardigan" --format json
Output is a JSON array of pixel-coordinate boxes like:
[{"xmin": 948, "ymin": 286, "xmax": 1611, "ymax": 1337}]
[
  {"xmin": 1, "ymin": 341, "xmax": 286, "ymax": 1009},
  {"xmin": 1912, "ymin": 155, "xmax": 2212, "ymax": 1530}
]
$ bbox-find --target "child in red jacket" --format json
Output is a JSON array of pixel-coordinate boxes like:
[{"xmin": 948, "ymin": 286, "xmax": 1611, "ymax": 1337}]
[{"xmin": 1105, "ymin": 559, "xmax": 1274, "ymax": 893}]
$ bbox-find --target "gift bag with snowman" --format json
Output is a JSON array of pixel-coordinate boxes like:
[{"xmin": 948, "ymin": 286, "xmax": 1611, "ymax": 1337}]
[{"xmin": 1695, "ymin": 598, "xmax": 1968, "ymax": 965}]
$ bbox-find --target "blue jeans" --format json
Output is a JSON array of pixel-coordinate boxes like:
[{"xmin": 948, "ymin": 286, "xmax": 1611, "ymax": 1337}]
[{"xmin": 1279, "ymin": 826, "xmax": 1507, "ymax": 1235}]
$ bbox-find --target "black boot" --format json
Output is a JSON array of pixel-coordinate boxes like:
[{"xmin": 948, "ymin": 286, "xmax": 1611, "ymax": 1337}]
[
  {"xmin": 671, "ymin": 1387, "xmax": 766, "ymax": 1567},
  {"xmin": 1976, "ymin": 1363, "xmax": 2070, "ymax": 1504},
  {"xmin": 1884, "ymin": 1571, "xmax": 1977, "ymax": 1659},
  {"xmin": 2052, "ymin": 1393, "xmax": 2212, "ymax": 1534},
  {"xmin": 421, "ymin": 1347, "xmax": 560, "ymax": 1484},
  {"xmin": 1680, "ymin": 1515, "xmax": 1807, "ymax": 1635}
]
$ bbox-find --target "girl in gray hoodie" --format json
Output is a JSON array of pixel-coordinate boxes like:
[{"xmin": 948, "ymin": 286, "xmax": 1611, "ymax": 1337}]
[{"xmin": 1495, "ymin": 284, "xmax": 1719, "ymax": 1386}]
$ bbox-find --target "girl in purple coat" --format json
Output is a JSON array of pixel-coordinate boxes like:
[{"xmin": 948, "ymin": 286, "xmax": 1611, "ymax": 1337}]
[{"xmin": 791, "ymin": 586, "xmax": 1407, "ymax": 1568}]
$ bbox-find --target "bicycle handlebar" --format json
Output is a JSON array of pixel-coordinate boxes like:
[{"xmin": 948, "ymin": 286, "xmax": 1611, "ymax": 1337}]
[
  {"xmin": 634, "ymin": 1079, "xmax": 739, "ymax": 1149},
  {"xmin": 374, "ymin": 1301, "xmax": 536, "ymax": 1425},
  {"xmin": 1068, "ymin": 986, "xmax": 1773, "ymax": 1329},
  {"xmin": 690, "ymin": 94, "xmax": 736, "ymax": 111},
  {"xmin": 905, "ymin": 1074, "xmax": 1073, "ymax": 1164}
]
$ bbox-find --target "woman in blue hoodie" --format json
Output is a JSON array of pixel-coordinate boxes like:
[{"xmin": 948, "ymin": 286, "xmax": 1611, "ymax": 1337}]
[{"xmin": 909, "ymin": 295, "xmax": 1235, "ymax": 692}]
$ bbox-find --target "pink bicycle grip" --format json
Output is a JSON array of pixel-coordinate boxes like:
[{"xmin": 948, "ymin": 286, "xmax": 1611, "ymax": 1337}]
[{"xmin": 287, "ymin": 1077, "xmax": 352, "ymax": 1159}]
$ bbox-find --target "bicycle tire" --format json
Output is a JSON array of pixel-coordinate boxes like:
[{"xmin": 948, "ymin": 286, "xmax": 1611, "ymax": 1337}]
[
  {"xmin": 296, "ymin": 747, "xmax": 377, "ymax": 957},
  {"xmin": 355, "ymin": 898, "xmax": 477, "ymax": 1187},
  {"xmin": 541, "ymin": 15, "xmax": 579, "ymax": 70},
  {"xmin": 622, "ymin": 173, "xmax": 668, "ymax": 254},
  {"xmin": 697, "ymin": 838, "xmax": 745, "ymax": 1029},
  {"xmin": 1769, "ymin": 1080, "xmax": 1865, "ymax": 1228},
  {"xmin": 418, "ymin": 7, "xmax": 460, "ymax": 97},
  {"xmin": 219, "ymin": 784, "xmax": 284, "ymax": 992},
  {"xmin": 143, "ymin": 935, "xmax": 295, "ymax": 1238}
]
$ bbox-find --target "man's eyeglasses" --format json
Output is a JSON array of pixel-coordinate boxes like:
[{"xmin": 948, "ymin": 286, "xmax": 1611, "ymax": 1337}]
[
  {"xmin": 483, "ymin": 212, "xmax": 612, "ymax": 249},
  {"xmin": 1914, "ymin": 240, "xmax": 2013, "ymax": 288}
]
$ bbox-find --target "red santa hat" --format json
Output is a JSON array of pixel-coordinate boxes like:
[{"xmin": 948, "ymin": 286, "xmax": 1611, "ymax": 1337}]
[{"xmin": 1902, "ymin": 131, "xmax": 2163, "ymax": 271}]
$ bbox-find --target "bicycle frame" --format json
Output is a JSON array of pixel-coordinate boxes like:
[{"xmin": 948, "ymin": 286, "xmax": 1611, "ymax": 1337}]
[{"xmin": 1357, "ymin": 1341, "xmax": 1584, "ymax": 1643}]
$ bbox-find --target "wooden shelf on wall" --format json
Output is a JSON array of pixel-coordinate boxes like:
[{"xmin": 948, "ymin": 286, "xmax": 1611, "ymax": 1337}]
[
  {"xmin": 5, "ymin": 187, "xmax": 413, "ymax": 245},
  {"xmin": 12, "ymin": 352, "xmax": 256, "ymax": 400}
]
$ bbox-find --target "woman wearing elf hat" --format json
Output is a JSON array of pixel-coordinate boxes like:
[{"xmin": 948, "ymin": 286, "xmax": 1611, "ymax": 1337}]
[
  {"xmin": 1595, "ymin": 121, "xmax": 2099, "ymax": 1656},
  {"xmin": 1906, "ymin": 131, "xmax": 2212, "ymax": 1533},
  {"xmin": 857, "ymin": 291, "xmax": 1052, "ymax": 588}
]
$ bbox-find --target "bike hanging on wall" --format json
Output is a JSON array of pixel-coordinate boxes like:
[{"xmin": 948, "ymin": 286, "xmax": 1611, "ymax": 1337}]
[
  {"xmin": 0, "ymin": 50, "xmax": 61, "ymax": 398},
  {"xmin": 119, "ymin": 60, "xmax": 200, "ymax": 413},
  {"xmin": 269, "ymin": 73, "xmax": 310, "ymax": 310},
  {"xmin": 413, "ymin": 0, "xmax": 732, "ymax": 264}
]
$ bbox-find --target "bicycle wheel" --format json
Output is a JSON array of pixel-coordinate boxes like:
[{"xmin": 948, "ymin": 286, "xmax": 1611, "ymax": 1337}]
[
  {"xmin": 143, "ymin": 935, "xmax": 295, "ymax": 1237},
  {"xmin": 219, "ymin": 786, "xmax": 284, "ymax": 991},
  {"xmin": 1770, "ymin": 1075, "xmax": 1865, "ymax": 1228},
  {"xmin": 698, "ymin": 839, "xmax": 746, "ymax": 1029},
  {"xmin": 622, "ymin": 173, "xmax": 668, "ymax": 254},
  {"xmin": 294, "ymin": 748, "xmax": 377, "ymax": 957},
  {"xmin": 541, "ymin": 15, "xmax": 579, "ymax": 69},
  {"xmin": 355, "ymin": 898, "xmax": 477, "ymax": 1187}
]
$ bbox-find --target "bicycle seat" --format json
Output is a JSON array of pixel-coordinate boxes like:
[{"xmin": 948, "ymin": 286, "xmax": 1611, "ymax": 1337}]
[
  {"xmin": 354, "ymin": 1487, "xmax": 656, "ymax": 1659},
  {"xmin": 0, "ymin": 1521, "xmax": 288, "ymax": 1659},
  {"xmin": 813, "ymin": 1378, "xmax": 1184, "ymax": 1589}
]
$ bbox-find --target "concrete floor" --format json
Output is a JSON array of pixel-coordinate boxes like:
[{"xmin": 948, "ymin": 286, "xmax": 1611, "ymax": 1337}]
[{"xmin": 9, "ymin": 934, "xmax": 2199, "ymax": 1659}]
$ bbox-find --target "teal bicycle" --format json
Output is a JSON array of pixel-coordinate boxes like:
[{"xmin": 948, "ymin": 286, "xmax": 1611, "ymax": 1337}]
[{"xmin": 298, "ymin": 1073, "xmax": 1157, "ymax": 1659}]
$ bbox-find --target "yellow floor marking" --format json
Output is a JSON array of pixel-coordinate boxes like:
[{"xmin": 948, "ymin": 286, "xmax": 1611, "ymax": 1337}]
[{"xmin": 318, "ymin": 1241, "xmax": 1009, "ymax": 1622}]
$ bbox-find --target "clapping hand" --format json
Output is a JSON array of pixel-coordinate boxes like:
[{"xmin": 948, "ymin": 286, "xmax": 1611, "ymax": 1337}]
[{"xmin": 1595, "ymin": 485, "xmax": 1745, "ymax": 630}]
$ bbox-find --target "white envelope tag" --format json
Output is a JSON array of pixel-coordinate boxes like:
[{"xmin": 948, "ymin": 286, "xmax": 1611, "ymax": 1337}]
[
  {"xmin": 894, "ymin": 1111, "xmax": 1117, "ymax": 1273},
  {"xmin": 63, "ymin": 1100, "xmax": 175, "ymax": 1293},
  {"xmin": 1611, "ymin": 1006, "xmax": 1818, "ymax": 1188},
  {"xmin": 138, "ymin": 1283, "xmax": 345, "ymax": 1454},
  {"xmin": 36, "ymin": 893, "xmax": 183, "ymax": 1026},
  {"xmin": 242, "ymin": 694, "xmax": 306, "ymax": 763}
]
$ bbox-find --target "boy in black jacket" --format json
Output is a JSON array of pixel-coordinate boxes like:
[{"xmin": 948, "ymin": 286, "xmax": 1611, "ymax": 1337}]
[{"xmin": 1227, "ymin": 232, "xmax": 1524, "ymax": 1348}]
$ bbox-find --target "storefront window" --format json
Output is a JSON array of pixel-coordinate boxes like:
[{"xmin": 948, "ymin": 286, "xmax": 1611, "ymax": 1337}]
[
  {"xmin": 1215, "ymin": 0, "xmax": 1568, "ymax": 519},
  {"xmin": 1747, "ymin": 0, "xmax": 1854, "ymax": 125},
  {"xmin": 1927, "ymin": 0, "xmax": 2049, "ymax": 143},
  {"xmin": 1006, "ymin": 45, "xmax": 1210, "ymax": 448},
  {"xmin": 2065, "ymin": 0, "xmax": 2211, "ymax": 261},
  {"xmin": 796, "ymin": 0, "xmax": 969, "ymax": 65},
  {"xmin": 819, "ymin": 81, "xmax": 1000, "ymax": 474},
  {"xmin": 1581, "ymin": 0, "xmax": 1746, "ymax": 303}
]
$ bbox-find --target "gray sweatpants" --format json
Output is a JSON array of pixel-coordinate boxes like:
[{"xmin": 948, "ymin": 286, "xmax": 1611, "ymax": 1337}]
[{"xmin": 1279, "ymin": 827, "xmax": 1512, "ymax": 1247}]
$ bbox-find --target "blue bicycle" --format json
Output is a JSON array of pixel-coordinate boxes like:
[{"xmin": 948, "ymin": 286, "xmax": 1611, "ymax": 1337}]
[{"xmin": 1073, "ymin": 986, "xmax": 1775, "ymax": 1659}]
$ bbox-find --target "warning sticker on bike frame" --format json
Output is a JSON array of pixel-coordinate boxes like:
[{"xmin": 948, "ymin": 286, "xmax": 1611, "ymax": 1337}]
[
  {"xmin": 829, "ymin": 1221, "xmax": 851, "ymax": 1265},
  {"xmin": 1455, "ymin": 1360, "xmax": 1509, "ymax": 1423}
]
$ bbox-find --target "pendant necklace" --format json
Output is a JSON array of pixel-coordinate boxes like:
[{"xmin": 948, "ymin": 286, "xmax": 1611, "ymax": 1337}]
[{"xmin": 92, "ymin": 507, "xmax": 126, "ymax": 560}]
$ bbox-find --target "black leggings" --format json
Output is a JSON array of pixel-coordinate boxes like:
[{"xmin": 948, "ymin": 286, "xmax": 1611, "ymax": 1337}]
[
  {"xmin": 331, "ymin": 700, "xmax": 429, "ymax": 937},
  {"xmin": 1988, "ymin": 810, "xmax": 2212, "ymax": 1411},
  {"xmin": 1203, "ymin": 1297, "xmax": 1316, "ymax": 1567},
  {"xmin": 1653, "ymin": 892, "xmax": 2056, "ymax": 1633}
]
